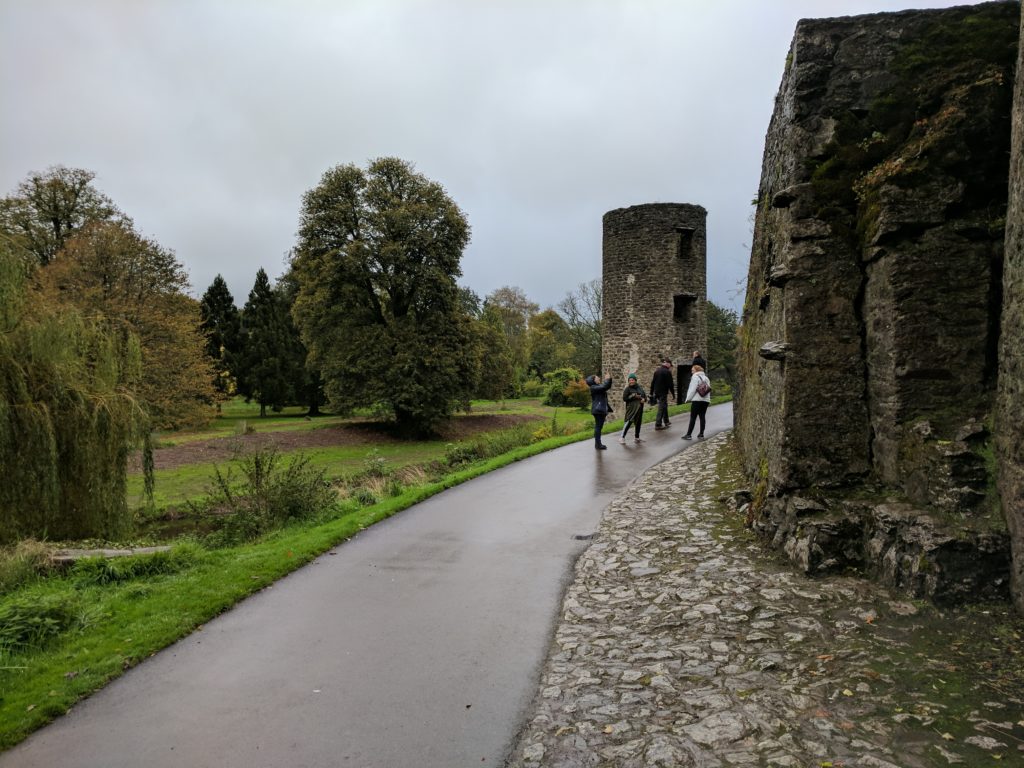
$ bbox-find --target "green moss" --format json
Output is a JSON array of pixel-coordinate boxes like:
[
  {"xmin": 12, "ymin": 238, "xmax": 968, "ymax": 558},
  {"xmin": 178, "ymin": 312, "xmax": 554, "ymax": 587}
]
[{"xmin": 805, "ymin": 2, "xmax": 1019, "ymax": 247}]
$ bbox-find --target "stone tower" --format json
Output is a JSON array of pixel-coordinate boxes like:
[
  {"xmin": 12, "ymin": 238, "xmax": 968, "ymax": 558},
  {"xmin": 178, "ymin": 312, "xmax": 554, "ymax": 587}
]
[{"xmin": 602, "ymin": 203, "xmax": 707, "ymax": 389}]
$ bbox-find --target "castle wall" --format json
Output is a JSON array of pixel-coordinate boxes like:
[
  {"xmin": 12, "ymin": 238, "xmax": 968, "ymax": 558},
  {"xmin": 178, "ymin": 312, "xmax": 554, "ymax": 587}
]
[
  {"xmin": 998, "ymin": 9, "xmax": 1024, "ymax": 612},
  {"xmin": 736, "ymin": 2, "xmax": 1020, "ymax": 603},
  {"xmin": 602, "ymin": 204, "xmax": 706, "ymax": 385}
]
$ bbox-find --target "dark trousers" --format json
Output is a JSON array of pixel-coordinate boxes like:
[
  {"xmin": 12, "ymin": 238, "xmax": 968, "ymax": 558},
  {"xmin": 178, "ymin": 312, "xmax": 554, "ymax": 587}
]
[
  {"xmin": 686, "ymin": 401, "xmax": 709, "ymax": 437},
  {"xmin": 621, "ymin": 409, "xmax": 643, "ymax": 439},
  {"xmin": 593, "ymin": 413, "xmax": 606, "ymax": 445},
  {"xmin": 656, "ymin": 395, "xmax": 670, "ymax": 426}
]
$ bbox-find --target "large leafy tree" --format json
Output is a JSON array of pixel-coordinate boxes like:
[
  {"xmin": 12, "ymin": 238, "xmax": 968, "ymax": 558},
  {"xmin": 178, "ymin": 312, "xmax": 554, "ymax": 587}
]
[
  {"xmin": 235, "ymin": 268, "xmax": 295, "ymax": 417},
  {"xmin": 0, "ymin": 166, "xmax": 124, "ymax": 266},
  {"xmin": 557, "ymin": 279, "xmax": 602, "ymax": 375},
  {"xmin": 291, "ymin": 157, "xmax": 475, "ymax": 434},
  {"xmin": 42, "ymin": 220, "xmax": 216, "ymax": 429},
  {"xmin": 0, "ymin": 242, "xmax": 150, "ymax": 541},
  {"xmin": 527, "ymin": 308, "xmax": 575, "ymax": 377},
  {"xmin": 469, "ymin": 311, "xmax": 517, "ymax": 401},
  {"xmin": 483, "ymin": 285, "xmax": 538, "ymax": 382},
  {"xmin": 199, "ymin": 274, "xmax": 242, "ymax": 400},
  {"xmin": 278, "ymin": 269, "xmax": 325, "ymax": 417},
  {"xmin": 706, "ymin": 300, "xmax": 739, "ymax": 384}
]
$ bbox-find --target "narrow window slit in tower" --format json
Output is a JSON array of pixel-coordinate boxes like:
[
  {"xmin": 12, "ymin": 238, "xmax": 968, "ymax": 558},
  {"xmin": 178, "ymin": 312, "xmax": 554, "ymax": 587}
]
[{"xmin": 675, "ymin": 227, "xmax": 695, "ymax": 259}]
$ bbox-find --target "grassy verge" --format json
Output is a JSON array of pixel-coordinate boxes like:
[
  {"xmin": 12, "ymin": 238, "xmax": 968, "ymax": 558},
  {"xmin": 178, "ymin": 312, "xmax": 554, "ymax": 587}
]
[{"xmin": 0, "ymin": 398, "xmax": 730, "ymax": 748}]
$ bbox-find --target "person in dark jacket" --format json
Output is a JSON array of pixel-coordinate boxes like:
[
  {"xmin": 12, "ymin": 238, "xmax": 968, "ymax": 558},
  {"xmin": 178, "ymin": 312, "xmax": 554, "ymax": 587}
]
[
  {"xmin": 587, "ymin": 374, "xmax": 613, "ymax": 450},
  {"xmin": 618, "ymin": 373, "xmax": 647, "ymax": 444},
  {"xmin": 691, "ymin": 350, "xmax": 707, "ymax": 371},
  {"xmin": 649, "ymin": 358, "xmax": 675, "ymax": 430}
]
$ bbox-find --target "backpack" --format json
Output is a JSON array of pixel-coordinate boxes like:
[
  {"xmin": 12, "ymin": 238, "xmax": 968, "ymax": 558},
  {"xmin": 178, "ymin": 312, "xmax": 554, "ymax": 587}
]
[{"xmin": 695, "ymin": 376, "xmax": 711, "ymax": 398}]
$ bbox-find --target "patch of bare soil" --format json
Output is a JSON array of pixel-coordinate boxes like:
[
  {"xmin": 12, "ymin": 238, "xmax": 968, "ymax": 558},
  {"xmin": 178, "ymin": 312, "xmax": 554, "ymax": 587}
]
[{"xmin": 133, "ymin": 413, "xmax": 543, "ymax": 472}]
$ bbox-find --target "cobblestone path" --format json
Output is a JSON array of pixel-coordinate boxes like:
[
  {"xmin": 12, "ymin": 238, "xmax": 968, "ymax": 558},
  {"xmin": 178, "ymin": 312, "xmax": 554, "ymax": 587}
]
[{"xmin": 510, "ymin": 433, "xmax": 1024, "ymax": 768}]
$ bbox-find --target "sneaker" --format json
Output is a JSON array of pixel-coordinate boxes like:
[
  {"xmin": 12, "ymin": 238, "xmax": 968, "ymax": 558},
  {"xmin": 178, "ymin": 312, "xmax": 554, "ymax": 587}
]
[
  {"xmin": 654, "ymin": 425, "xmax": 665, "ymax": 431},
  {"xmin": 618, "ymin": 438, "xmax": 626, "ymax": 444},
  {"xmin": 634, "ymin": 437, "xmax": 644, "ymax": 443},
  {"xmin": 665, "ymin": 421, "xmax": 671, "ymax": 426},
  {"xmin": 682, "ymin": 435, "xmax": 692, "ymax": 440},
  {"xmin": 596, "ymin": 444, "xmax": 607, "ymax": 450},
  {"xmin": 698, "ymin": 434, "xmax": 705, "ymax": 440}
]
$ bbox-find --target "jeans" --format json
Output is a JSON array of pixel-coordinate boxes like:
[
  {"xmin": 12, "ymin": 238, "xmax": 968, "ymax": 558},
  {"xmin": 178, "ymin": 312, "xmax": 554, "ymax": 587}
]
[
  {"xmin": 656, "ymin": 394, "xmax": 670, "ymax": 426},
  {"xmin": 593, "ymin": 413, "xmax": 606, "ymax": 445},
  {"xmin": 686, "ymin": 401, "xmax": 709, "ymax": 437}
]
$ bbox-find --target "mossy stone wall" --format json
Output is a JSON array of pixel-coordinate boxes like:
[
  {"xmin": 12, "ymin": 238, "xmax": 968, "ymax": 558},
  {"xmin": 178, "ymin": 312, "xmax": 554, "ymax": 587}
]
[{"xmin": 997, "ymin": 9, "xmax": 1024, "ymax": 612}]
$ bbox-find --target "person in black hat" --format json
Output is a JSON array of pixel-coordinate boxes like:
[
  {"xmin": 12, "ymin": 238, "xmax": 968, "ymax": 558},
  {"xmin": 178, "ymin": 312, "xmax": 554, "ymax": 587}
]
[
  {"xmin": 649, "ymin": 357, "xmax": 675, "ymax": 430},
  {"xmin": 618, "ymin": 373, "xmax": 647, "ymax": 444}
]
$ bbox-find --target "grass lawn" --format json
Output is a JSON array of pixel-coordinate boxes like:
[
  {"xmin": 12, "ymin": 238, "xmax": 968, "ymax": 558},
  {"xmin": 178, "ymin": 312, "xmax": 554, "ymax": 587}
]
[
  {"xmin": 129, "ymin": 397, "xmax": 602, "ymax": 514},
  {"xmin": 153, "ymin": 400, "xmax": 345, "ymax": 446}
]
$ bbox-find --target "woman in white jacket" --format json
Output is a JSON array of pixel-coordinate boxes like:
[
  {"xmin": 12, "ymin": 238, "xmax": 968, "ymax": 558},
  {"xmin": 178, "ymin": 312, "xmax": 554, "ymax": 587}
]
[{"xmin": 682, "ymin": 365, "xmax": 711, "ymax": 440}]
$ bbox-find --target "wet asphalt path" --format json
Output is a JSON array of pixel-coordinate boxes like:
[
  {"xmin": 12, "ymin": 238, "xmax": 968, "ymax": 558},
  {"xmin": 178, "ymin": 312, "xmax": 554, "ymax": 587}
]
[{"xmin": 2, "ymin": 404, "xmax": 732, "ymax": 768}]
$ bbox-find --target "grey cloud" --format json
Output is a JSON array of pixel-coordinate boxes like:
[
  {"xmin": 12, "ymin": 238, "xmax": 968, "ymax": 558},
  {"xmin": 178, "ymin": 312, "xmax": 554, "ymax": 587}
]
[{"xmin": 1, "ymin": 0, "xmax": 971, "ymax": 310}]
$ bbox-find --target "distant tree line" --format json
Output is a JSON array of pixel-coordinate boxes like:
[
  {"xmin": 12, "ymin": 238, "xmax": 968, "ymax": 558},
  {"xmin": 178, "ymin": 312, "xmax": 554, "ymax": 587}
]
[{"xmin": 0, "ymin": 160, "xmax": 738, "ymax": 539}]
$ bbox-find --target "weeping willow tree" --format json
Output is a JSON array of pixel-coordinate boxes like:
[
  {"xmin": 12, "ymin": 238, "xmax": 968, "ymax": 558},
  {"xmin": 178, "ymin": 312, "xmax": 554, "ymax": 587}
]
[{"xmin": 0, "ymin": 242, "xmax": 151, "ymax": 542}]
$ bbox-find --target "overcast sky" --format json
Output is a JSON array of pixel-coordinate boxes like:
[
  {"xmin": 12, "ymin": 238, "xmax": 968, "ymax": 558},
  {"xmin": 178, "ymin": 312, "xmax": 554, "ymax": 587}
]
[{"xmin": 1, "ymin": 0, "xmax": 973, "ymax": 312}]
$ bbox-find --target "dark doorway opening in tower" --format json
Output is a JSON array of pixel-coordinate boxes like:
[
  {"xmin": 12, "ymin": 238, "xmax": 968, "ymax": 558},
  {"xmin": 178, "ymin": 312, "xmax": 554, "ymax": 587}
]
[
  {"xmin": 678, "ymin": 365, "xmax": 691, "ymax": 402},
  {"xmin": 675, "ymin": 227, "xmax": 695, "ymax": 259},
  {"xmin": 673, "ymin": 293, "xmax": 697, "ymax": 323}
]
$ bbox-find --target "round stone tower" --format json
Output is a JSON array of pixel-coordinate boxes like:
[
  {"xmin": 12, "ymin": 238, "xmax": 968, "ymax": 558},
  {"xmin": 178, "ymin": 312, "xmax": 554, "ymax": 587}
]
[{"xmin": 602, "ymin": 203, "xmax": 707, "ymax": 389}]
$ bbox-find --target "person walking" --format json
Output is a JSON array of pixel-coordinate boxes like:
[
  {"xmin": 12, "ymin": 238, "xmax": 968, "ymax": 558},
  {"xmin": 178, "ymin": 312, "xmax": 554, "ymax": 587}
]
[
  {"xmin": 679, "ymin": 350, "xmax": 707, "ymax": 404},
  {"xmin": 682, "ymin": 364, "xmax": 712, "ymax": 440},
  {"xmin": 587, "ymin": 374, "xmax": 613, "ymax": 450},
  {"xmin": 618, "ymin": 373, "xmax": 647, "ymax": 444},
  {"xmin": 649, "ymin": 358, "xmax": 675, "ymax": 430}
]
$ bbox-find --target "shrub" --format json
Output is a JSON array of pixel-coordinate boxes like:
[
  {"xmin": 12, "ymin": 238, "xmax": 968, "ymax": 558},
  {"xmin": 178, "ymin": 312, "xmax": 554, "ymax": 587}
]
[
  {"xmin": 444, "ymin": 441, "xmax": 484, "ymax": 466},
  {"xmin": 561, "ymin": 379, "xmax": 591, "ymax": 408},
  {"xmin": 520, "ymin": 378, "xmax": 545, "ymax": 398},
  {"xmin": 444, "ymin": 424, "xmax": 536, "ymax": 467},
  {"xmin": 0, "ymin": 592, "xmax": 79, "ymax": 653},
  {"xmin": 355, "ymin": 449, "xmax": 394, "ymax": 481},
  {"xmin": 352, "ymin": 488, "xmax": 378, "ymax": 507},
  {"xmin": 398, "ymin": 465, "xmax": 428, "ymax": 486},
  {"xmin": 202, "ymin": 448, "xmax": 337, "ymax": 544},
  {"xmin": 543, "ymin": 367, "xmax": 583, "ymax": 406},
  {"xmin": 0, "ymin": 540, "xmax": 51, "ymax": 596},
  {"xmin": 711, "ymin": 381, "xmax": 733, "ymax": 399},
  {"xmin": 71, "ymin": 543, "xmax": 206, "ymax": 586}
]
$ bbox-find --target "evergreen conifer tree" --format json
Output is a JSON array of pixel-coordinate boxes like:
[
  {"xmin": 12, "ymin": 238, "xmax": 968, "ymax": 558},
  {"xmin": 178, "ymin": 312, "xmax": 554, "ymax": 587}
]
[
  {"xmin": 236, "ymin": 268, "xmax": 293, "ymax": 417},
  {"xmin": 199, "ymin": 274, "xmax": 242, "ymax": 399}
]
